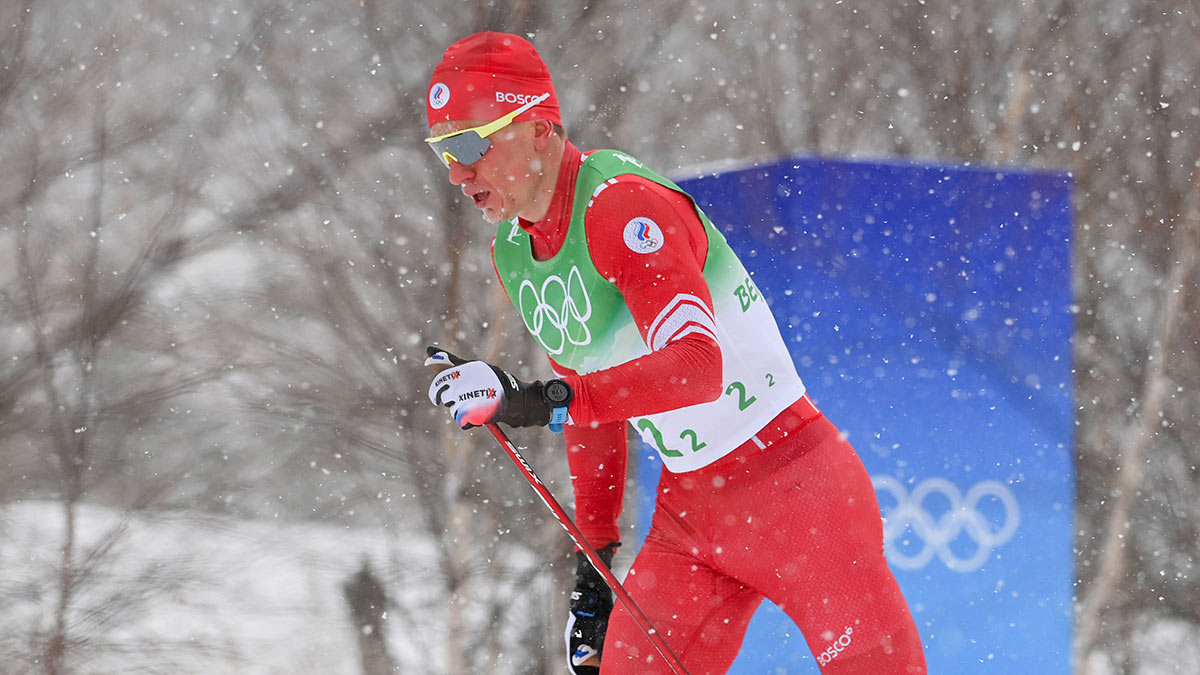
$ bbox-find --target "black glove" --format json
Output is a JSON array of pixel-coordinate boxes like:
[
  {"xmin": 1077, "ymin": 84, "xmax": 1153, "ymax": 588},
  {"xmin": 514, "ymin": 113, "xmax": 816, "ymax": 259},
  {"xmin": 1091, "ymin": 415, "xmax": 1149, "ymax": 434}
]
[
  {"xmin": 566, "ymin": 543, "xmax": 619, "ymax": 675},
  {"xmin": 424, "ymin": 346, "xmax": 573, "ymax": 431}
]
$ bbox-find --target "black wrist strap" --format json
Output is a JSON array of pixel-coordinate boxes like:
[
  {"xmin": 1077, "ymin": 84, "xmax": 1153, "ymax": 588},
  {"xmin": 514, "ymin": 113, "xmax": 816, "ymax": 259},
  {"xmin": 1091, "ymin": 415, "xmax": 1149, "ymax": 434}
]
[{"xmin": 575, "ymin": 542, "xmax": 620, "ymax": 593}]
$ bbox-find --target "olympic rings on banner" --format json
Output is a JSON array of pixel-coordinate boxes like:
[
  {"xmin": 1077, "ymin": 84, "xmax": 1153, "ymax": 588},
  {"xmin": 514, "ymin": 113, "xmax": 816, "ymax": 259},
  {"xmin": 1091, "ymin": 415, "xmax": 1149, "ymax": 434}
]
[
  {"xmin": 517, "ymin": 265, "xmax": 593, "ymax": 355},
  {"xmin": 872, "ymin": 476, "xmax": 1020, "ymax": 573}
]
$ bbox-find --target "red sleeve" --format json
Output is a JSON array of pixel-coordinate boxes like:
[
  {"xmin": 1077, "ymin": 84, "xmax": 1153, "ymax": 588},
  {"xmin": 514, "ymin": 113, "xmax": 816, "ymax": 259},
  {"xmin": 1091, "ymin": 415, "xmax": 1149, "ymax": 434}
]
[
  {"xmin": 562, "ymin": 176, "xmax": 724, "ymax": 426},
  {"xmin": 562, "ymin": 415, "xmax": 627, "ymax": 549},
  {"xmin": 548, "ymin": 356, "xmax": 627, "ymax": 549}
]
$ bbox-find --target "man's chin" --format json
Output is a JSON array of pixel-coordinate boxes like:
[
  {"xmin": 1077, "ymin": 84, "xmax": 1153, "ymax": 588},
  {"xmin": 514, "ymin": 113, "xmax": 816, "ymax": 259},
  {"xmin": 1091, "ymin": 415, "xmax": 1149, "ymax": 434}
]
[{"xmin": 480, "ymin": 206, "xmax": 512, "ymax": 224}]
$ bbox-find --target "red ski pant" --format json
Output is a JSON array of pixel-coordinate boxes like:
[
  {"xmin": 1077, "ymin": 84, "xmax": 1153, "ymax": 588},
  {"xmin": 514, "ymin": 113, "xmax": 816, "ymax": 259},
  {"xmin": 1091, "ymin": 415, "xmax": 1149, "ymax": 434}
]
[{"xmin": 601, "ymin": 414, "xmax": 926, "ymax": 674}]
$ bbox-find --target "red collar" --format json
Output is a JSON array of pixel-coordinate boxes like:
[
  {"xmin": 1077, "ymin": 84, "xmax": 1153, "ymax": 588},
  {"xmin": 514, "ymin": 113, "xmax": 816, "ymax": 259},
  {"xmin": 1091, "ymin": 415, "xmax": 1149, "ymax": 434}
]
[{"xmin": 519, "ymin": 141, "xmax": 583, "ymax": 261}]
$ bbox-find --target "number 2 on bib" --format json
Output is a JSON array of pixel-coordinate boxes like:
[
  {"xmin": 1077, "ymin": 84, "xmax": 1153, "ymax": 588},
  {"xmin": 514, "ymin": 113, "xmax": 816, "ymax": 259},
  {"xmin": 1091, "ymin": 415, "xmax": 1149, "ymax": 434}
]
[
  {"xmin": 724, "ymin": 381, "xmax": 757, "ymax": 410},
  {"xmin": 637, "ymin": 419, "xmax": 706, "ymax": 457}
]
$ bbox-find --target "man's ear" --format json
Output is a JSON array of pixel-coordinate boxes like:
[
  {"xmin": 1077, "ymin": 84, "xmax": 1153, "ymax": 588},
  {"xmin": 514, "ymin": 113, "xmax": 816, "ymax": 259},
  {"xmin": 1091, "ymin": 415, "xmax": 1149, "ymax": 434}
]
[{"xmin": 530, "ymin": 118, "xmax": 557, "ymax": 147}]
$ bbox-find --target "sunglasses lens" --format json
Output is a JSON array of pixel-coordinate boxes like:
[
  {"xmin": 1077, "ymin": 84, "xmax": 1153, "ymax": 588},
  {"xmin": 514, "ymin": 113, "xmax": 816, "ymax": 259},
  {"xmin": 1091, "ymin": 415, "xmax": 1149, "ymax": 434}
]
[{"xmin": 428, "ymin": 131, "xmax": 491, "ymax": 168}]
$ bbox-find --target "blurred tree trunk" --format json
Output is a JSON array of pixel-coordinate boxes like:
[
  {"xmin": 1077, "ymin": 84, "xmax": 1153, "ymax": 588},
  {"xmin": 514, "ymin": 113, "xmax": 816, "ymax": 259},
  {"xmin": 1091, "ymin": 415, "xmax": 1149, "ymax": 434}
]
[
  {"xmin": 1075, "ymin": 169, "xmax": 1200, "ymax": 674},
  {"xmin": 987, "ymin": 0, "xmax": 1040, "ymax": 165},
  {"xmin": 344, "ymin": 563, "xmax": 398, "ymax": 675},
  {"xmin": 25, "ymin": 92, "xmax": 111, "ymax": 675},
  {"xmin": 440, "ymin": 183, "xmax": 473, "ymax": 675}
]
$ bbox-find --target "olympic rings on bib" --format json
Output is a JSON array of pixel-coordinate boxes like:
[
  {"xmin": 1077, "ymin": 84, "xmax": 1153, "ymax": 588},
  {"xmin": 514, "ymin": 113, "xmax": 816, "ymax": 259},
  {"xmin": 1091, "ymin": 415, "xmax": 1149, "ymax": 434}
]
[{"xmin": 517, "ymin": 265, "xmax": 593, "ymax": 355}]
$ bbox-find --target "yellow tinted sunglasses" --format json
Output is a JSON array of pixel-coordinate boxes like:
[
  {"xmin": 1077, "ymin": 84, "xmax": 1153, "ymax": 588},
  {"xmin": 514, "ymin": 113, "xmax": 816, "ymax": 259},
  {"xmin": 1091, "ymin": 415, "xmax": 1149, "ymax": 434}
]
[{"xmin": 424, "ymin": 93, "xmax": 550, "ymax": 168}]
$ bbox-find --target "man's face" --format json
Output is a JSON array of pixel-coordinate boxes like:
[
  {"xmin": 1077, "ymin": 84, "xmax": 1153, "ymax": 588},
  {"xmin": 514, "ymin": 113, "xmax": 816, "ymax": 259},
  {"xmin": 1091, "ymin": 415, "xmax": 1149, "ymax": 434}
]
[{"xmin": 428, "ymin": 119, "xmax": 545, "ymax": 224}]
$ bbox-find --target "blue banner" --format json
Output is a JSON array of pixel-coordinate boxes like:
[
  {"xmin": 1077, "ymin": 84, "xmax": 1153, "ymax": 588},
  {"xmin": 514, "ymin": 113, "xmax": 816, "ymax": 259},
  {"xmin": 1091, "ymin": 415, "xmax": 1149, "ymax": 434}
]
[{"xmin": 634, "ymin": 156, "xmax": 1074, "ymax": 672}]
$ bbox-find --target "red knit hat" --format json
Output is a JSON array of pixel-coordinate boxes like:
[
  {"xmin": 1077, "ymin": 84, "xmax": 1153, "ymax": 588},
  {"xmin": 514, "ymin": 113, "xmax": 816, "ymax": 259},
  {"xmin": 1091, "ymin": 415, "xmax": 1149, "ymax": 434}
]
[{"xmin": 426, "ymin": 32, "xmax": 561, "ymax": 128}]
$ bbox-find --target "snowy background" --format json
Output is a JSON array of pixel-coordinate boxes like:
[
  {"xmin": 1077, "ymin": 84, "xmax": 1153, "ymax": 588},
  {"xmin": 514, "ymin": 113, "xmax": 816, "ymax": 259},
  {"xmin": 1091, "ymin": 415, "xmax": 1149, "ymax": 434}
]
[{"xmin": 1, "ymin": 1, "xmax": 1198, "ymax": 674}]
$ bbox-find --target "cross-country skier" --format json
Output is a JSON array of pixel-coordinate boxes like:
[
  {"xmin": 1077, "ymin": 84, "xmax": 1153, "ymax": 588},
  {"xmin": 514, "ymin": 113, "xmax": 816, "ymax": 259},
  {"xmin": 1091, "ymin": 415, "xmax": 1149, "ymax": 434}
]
[{"xmin": 422, "ymin": 31, "xmax": 927, "ymax": 675}]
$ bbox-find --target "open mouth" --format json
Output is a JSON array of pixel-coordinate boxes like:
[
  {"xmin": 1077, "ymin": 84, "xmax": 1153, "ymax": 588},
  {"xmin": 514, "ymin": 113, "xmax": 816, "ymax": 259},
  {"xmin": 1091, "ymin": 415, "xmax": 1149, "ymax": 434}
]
[{"xmin": 471, "ymin": 191, "xmax": 490, "ymax": 207}]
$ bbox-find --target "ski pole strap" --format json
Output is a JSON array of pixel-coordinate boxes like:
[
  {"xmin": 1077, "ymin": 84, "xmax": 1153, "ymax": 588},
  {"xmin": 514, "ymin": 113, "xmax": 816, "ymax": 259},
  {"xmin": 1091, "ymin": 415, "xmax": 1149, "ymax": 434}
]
[
  {"xmin": 549, "ymin": 406, "xmax": 569, "ymax": 433},
  {"xmin": 576, "ymin": 542, "xmax": 620, "ymax": 592}
]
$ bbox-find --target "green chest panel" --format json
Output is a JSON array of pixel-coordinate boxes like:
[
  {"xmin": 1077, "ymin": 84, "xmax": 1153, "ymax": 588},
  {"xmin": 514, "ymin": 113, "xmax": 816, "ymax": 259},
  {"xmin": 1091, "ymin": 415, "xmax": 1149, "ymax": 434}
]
[
  {"xmin": 493, "ymin": 150, "xmax": 807, "ymax": 472},
  {"xmin": 492, "ymin": 150, "xmax": 703, "ymax": 372}
]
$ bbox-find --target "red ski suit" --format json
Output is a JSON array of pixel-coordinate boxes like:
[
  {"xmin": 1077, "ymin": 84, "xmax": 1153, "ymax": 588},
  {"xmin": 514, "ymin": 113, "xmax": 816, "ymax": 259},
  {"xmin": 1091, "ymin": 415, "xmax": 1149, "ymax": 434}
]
[{"xmin": 507, "ymin": 143, "xmax": 926, "ymax": 674}]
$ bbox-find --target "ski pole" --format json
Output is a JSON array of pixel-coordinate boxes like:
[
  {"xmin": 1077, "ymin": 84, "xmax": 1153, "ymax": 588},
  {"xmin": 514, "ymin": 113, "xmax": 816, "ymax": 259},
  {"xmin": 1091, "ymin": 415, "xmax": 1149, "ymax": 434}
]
[{"xmin": 426, "ymin": 355, "xmax": 690, "ymax": 675}]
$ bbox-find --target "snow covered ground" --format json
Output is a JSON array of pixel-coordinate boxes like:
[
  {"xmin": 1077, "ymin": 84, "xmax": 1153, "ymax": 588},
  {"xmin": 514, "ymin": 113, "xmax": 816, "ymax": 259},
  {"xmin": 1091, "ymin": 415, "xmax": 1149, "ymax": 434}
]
[
  {"xmin": 1084, "ymin": 615, "xmax": 1200, "ymax": 675},
  {"xmin": 5, "ymin": 500, "xmax": 1198, "ymax": 674},
  {"xmin": 0, "ymin": 501, "xmax": 431, "ymax": 674}
]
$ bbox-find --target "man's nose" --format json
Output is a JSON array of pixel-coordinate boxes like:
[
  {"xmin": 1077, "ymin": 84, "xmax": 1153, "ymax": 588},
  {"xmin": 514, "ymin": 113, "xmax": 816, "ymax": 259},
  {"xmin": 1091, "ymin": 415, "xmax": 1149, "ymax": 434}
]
[{"xmin": 447, "ymin": 158, "xmax": 473, "ymax": 184}]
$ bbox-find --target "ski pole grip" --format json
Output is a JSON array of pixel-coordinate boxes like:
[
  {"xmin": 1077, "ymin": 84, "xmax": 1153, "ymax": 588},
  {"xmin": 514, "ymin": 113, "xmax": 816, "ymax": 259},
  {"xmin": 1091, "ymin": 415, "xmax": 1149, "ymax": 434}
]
[{"xmin": 424, "ymin": 345, "xmax": 467, "ymax": 373}]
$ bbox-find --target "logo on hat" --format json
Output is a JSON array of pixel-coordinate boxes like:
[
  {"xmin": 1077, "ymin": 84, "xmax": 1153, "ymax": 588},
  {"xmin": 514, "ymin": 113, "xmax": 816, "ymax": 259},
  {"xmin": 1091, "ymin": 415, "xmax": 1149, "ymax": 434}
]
[
  {"xmin": 429, "ymin": 82, "xmax": 450, "ymax": 110},
  {"xmin": 623, "ymin": 217, "xmax": 664, "ymax": 254}
]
